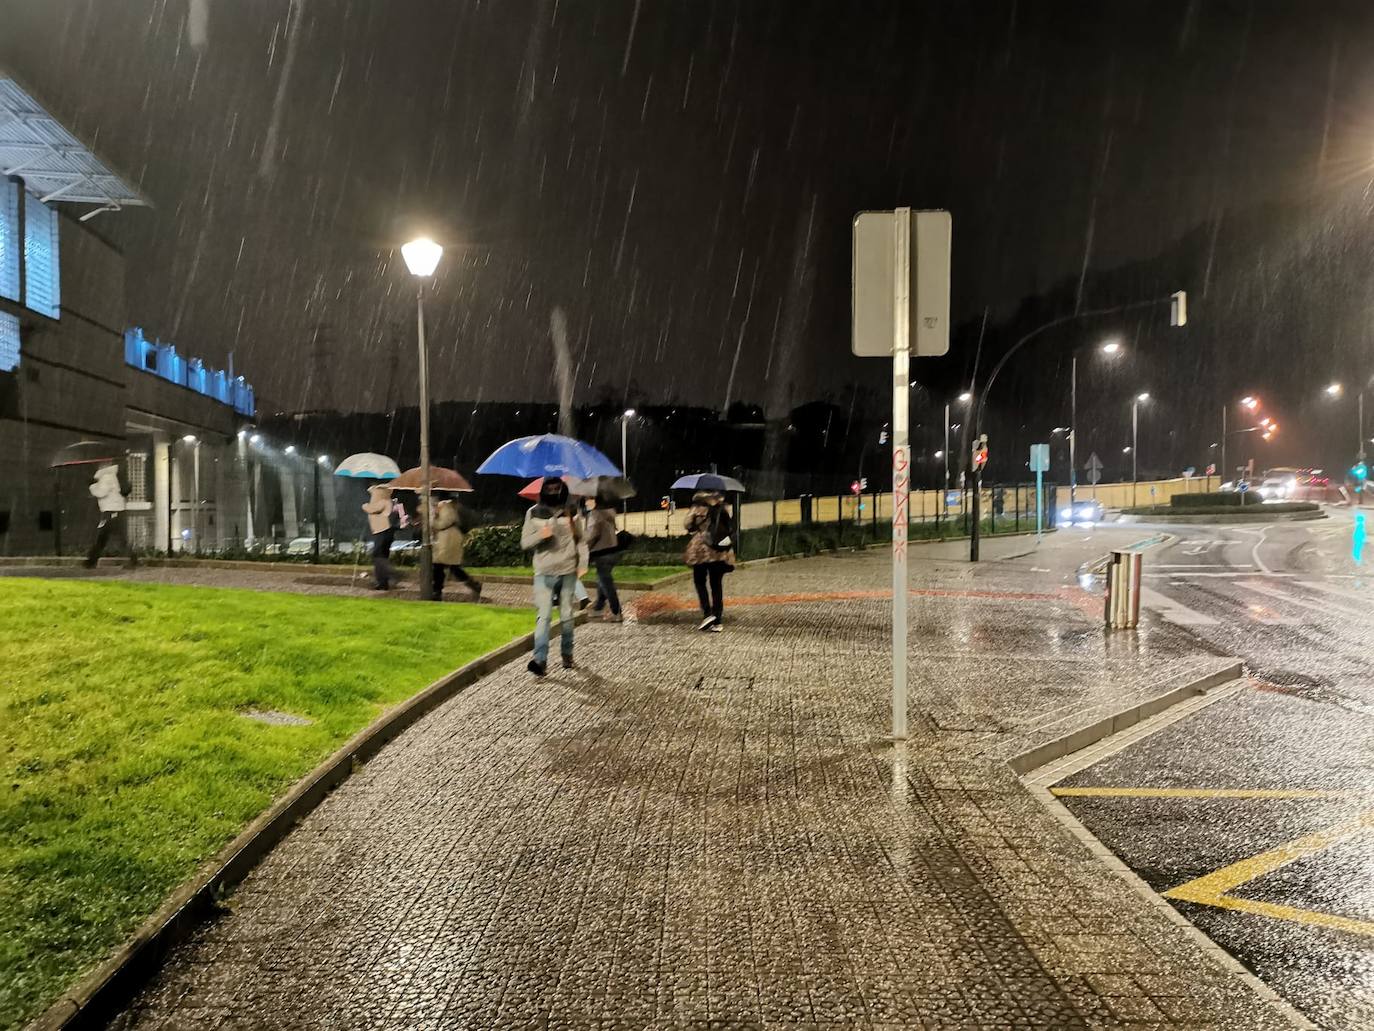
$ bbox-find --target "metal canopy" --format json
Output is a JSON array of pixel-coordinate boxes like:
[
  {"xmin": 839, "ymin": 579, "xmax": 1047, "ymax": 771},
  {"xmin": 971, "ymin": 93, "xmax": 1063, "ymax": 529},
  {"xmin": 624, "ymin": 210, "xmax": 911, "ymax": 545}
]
[{"xmin": 0, "ymin": 76, "xmax": 148, "ymax": 217}]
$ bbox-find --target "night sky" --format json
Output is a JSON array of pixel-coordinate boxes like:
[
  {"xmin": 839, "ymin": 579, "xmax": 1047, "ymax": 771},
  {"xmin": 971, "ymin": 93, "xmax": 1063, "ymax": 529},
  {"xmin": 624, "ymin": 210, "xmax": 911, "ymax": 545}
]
[{"xmin": 5, "ymin": 1, "xmax": 1374, "ymax": 472}]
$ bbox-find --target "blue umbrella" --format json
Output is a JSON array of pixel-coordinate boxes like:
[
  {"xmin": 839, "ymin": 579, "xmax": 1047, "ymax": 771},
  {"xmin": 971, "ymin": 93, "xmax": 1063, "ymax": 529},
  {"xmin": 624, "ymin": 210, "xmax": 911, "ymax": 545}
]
[
  {"xmin": 477, "ymin": 434, "xmax": 621, "ymax": 479},
  {"xmin": 671, "ymin": 472, "xmax": 747, "ymax": 493}
]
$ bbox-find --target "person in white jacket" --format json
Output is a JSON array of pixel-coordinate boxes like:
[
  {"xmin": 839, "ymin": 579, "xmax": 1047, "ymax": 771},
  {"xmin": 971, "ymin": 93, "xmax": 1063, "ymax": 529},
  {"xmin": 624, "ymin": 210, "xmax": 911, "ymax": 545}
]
[
  {"xmin": 361, "ymin": 484, "xmax": 395, "ymax": 590},
  {"xmin": 520, "ymin": 477, "xmax": 588, "ymax": 676},
  {"xmin": 84, "ymin": 464, "xmax": 137, "ymax": 568}
]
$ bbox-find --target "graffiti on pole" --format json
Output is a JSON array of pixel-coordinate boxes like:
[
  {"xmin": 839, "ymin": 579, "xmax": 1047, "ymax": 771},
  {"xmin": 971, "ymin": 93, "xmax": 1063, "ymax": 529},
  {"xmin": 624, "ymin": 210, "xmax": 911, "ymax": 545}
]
[{"xmin": 892, "ymin": 446, "xmax": 909, "ymax": 559}]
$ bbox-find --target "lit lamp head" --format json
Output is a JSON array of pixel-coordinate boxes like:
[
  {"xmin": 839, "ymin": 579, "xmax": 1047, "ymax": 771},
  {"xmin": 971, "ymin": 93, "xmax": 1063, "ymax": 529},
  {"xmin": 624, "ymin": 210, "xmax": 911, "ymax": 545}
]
[
  {"xmin": 957, "ymin": 391, "xmax": 972, "ymax": 403},
  {"xmin": 402, "ymin": 237, "xmax": 444, "ymax": 278},
  {"xmin": 1326, "ymin": 382, "xmax": 1343, "ymax": 397},
  {"xmin": 1100, "ymin": 339, "xmax": 1122, "ymax": 356},
  {"xmin": 1136, "ymin": 392, "xmax": 1150, "ymax": 403}
]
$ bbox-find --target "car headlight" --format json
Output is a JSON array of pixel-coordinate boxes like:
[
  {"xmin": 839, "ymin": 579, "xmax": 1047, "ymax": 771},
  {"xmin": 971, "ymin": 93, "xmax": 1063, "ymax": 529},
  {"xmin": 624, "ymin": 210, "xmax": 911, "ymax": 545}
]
[{"xmin": 1059, "ymin": 508, "xmax": 1073, "ymax": 519}]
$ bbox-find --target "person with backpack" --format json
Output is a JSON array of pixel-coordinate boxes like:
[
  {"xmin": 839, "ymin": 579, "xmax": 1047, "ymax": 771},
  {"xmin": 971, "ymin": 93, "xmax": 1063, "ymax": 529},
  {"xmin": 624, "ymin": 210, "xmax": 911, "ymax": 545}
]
[
  {"xmin": 520, "ymin": 477, "xmax": 588, "ymax": 675},
  {"xmin": 683, "ymin": 490, "xmax": 736, "ymax": 631},
  {"xmin": 584, "ymin": 494, "xmax": 623, "ymax": 621}
]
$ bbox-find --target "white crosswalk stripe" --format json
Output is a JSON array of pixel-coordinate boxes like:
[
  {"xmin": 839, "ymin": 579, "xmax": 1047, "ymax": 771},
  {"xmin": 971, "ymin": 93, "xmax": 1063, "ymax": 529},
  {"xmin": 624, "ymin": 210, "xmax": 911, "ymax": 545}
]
[{"xmin": 1139, "ymin": 586, "xmax": 1219, "ymax": 626}]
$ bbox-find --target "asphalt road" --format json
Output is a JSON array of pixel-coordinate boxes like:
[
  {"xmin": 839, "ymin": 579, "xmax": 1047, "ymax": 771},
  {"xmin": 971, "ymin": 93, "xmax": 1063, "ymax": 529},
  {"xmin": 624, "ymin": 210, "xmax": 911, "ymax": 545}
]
[{"xmin": 1049, "ymin": 507, "xmax": 1374, "ymax": 1030}]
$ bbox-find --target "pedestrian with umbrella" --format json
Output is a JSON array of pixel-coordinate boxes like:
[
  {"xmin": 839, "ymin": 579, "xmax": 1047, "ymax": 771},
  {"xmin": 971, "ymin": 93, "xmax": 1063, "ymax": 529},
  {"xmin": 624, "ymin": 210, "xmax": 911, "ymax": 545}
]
[
  {"xmin": 674, "ymin": 474, "xmax": 745, "ymax": 631},
  {"xmin": 585, "ymin": 492, "xmax": 624, "ymax": 621},
  {"xmin": 425, "ymin": 495, "xmax": 481, "ymax": 601},
  {"xmin": 338, "ymin": 453, "xmax": 403, "ymax": 592},
  {"xmin": 520, "ymin": 476, "xmax": 588, "ymax": 676},
  {"xmin": 479, "ymin": 435, "xmax": 617, "ymax": 674},
  {"xmin": 83, "ymin": 463, "xmax": 137, "ymax": 568}
]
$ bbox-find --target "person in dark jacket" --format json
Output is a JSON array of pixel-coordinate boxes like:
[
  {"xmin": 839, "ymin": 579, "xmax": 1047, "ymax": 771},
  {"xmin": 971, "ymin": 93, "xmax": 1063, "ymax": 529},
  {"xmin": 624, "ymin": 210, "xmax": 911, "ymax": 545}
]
[
  {"xmin": 584, "ymin": 495, "xmax": 622, "ymax": 621},
  {"xmin": 683, "ymin": 491, "xmax": 736, "ymax": 631}
]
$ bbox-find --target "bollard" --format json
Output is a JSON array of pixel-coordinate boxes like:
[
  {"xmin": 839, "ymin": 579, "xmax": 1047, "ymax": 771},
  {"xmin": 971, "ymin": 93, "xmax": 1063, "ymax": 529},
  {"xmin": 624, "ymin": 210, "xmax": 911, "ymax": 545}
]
[{"xmin": 1105, "ymin": 550, "xmax": 1142, "ymax": 628}]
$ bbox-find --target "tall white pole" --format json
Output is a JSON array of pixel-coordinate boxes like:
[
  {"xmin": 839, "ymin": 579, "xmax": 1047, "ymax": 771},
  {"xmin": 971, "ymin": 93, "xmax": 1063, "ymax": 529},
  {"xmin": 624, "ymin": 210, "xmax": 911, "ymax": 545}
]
[
  {"xmin": 891, "ymin": 208, "xmax": 911, "ymax": 740},
  {"xmin": 943, "ymin": 403, "xmax": 950, "ymax": 488},
  {"xmin": 417, "ymin": 287, "xmax": 434, "ymax": 601},
  {"xmin": 1069, "ymin": 354, "xmax": 1077, "ymax": 507},
  {"xmin": 1132, "ymin": 400, "xmax": 1139, "ymax": 508},
  {"xmin": 620, "ymin": 416, "xmax": 629, "ymax": 515}
]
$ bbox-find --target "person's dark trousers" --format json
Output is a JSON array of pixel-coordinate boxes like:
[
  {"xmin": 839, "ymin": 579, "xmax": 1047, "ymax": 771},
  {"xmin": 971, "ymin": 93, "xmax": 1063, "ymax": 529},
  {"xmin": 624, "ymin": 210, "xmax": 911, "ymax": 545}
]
[
  {"xmin": 692, "ymin": 562, "xmax": 725, "ymax": 621},
  {"xmin": 371, "ymin": 529, "xmax": 394, "ymax": 588},
  {"xmin": 432, "ymin": 563, "xmax": 474, "ymax": 597},
  {"xmin": 591, "ymin": 554, "xmax": 621, "ymax": 615},
  {"xmin": 85, "ymin": 513, "xmax": 136, "ymax": 568}
]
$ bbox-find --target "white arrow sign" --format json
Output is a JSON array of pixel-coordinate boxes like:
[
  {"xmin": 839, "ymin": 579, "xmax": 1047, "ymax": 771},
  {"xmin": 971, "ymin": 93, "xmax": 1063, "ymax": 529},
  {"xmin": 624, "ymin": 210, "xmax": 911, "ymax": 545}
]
[{"xmin": 1086, "ymin": 452, "xmax": 1104, "ymax": 485}]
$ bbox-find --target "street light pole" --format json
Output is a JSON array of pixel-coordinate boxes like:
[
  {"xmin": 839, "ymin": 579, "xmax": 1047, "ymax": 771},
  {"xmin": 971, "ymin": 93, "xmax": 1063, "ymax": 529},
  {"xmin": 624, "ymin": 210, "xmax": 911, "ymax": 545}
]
[
  {"xmin": 1069, "ymin": 355, "xmax": 1077, "ymax": 508},
  {"xmin": 401, "ymin": 236, "xmax": 444, "ymax": 601},
  {"xmin": 312, "ymin": 457, "xmax": 321, "ymax": 563},
  {"xmin": 1132, "ymin": 399, "xmax": 1139, "ymax": 508},
  {"xmin": 620, "ymin": 408, "xmax": 635, "ymax": 515},
  {"xmin": 943, "ymin": 403, "xmax": 950, "ymax": 488},
  {"xmin": 1221, "ymin": 404, "xmax": 1227, "ymax": 486}
]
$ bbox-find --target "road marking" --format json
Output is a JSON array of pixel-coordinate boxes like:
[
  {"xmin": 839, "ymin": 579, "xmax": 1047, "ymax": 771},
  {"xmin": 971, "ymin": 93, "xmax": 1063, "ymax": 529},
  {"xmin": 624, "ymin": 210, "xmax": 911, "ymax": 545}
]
[
  {"xmin": 1051, "ymin": 786, "xmax": 1352, "ymax": 800},
  {"xmin": 1238, "ymin": 580, "xmax": 1367, "ymax": 619},
  {"xmin": 1150, "ymin": 563, "xmax": 1258, "ymax": 571},
  {"xmin": 1164, "ymin": 810, "xmax": 1374, "ymax": 939},
  {"xmin": 1139, "ymin": 585, "xmax": 1219, "ymax": 625},
  {"xmin": 1251, "ymin": 527, "xmax": 1275, "ymax": 575},
  {"xmin": 1142, "ymin": 570, "xmax": 1296, "ymax": 578}
]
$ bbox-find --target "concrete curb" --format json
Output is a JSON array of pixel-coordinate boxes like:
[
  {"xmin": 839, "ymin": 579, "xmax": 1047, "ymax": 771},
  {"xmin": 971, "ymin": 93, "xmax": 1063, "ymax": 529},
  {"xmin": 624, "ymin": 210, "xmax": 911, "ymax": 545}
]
[
  {"xmin": 1007, "ymin": 660, "xmax": 1243, "ymax": 775},
  {"xmin": 27, "ymin": 617, "xmax": 584, "ymax": 1031},
  {"xmin": 1115, "ymin": 509, "xmax": 1325, "ymax": 524}
]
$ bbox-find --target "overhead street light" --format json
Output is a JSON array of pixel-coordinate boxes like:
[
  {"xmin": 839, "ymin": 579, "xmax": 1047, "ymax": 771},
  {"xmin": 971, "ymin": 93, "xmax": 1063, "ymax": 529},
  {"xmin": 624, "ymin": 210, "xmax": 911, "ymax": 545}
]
[
  {"xmin": 1101, "ymin": 339, "xmax": 1122, "ymax": 355},
  {"xmin": 403, "ymin": 235, "xmax": 444, "ymax": 600},
  {"xmin": 1323, "ymin": 380, "xmax": 1365, "ymax": 461},
  {"xmin": 1131, "ymin": 392, "xmax": 1151, "ymax": 507},
  {"xmin": 1221, "ymin": 395, "xmax": 1262, "ymax": 483}
]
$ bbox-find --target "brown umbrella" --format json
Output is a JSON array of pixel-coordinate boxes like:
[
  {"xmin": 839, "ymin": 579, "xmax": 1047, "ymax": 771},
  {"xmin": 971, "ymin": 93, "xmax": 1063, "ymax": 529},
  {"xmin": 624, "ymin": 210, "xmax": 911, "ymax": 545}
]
[{"xmin": 389, "ymin": 466, "xmax": 474, "ymax": 492}]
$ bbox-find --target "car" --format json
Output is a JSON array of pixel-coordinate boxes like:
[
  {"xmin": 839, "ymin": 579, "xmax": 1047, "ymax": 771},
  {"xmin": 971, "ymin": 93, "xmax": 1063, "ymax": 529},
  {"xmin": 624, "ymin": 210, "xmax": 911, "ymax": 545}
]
[
  {"xmin": 1257, "ymin": 476, "xmax": 1292, "ymax": 501},
  {"xmin": 1058, "ymin": 498, "xmax": 1105, "ymax": 524}
]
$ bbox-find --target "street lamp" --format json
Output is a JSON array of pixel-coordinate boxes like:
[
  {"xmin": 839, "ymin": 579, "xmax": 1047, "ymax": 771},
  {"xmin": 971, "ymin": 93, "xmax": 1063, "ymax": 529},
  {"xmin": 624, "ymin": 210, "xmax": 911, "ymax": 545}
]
[
  {"xmin": 619, "ymin": 408, "xmax": 636, "ymax": 514},
  {"xmin": 402, "ymin": 236, "xmax": 444, "ymax": 600},
  {"xmin": 1221, "ymin": 395, "xmax": 1261, "ymax": 485},
  {"xmin": 1069, "ymin": 338, "xmax": 1124, "ymax": 508},
  {"xmin": 312, "ymin": 455, "xmax": 329, "ymax": 563},
  {"xmin": 1131, "ymin": 392, "xmax": 1150, "ymax": 507},
  {"xmin": 945, "ymin": 391, "xmax": 971, "ymax": 490},
  {"xmin": 1323, "ymin": 381, "xmax": 1365, "ymax": 460}
]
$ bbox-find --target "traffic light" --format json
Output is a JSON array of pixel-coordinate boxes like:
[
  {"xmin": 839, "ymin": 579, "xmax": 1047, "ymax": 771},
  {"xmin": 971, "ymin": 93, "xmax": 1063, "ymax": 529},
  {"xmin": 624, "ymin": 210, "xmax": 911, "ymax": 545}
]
[{"xmin": 972, "ymin": 434, "xmax": 989, "ymax": 472}]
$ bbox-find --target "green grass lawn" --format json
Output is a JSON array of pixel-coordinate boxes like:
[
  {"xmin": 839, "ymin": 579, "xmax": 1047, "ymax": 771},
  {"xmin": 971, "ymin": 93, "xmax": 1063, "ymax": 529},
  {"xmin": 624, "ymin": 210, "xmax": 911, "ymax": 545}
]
[
  {"xmin": 467, "ymin": 565, "xmax": 683, "ymax": 584},
  {"xmin": 0, "ymin": 579, "xmax": 532, "ymax": 1030}
]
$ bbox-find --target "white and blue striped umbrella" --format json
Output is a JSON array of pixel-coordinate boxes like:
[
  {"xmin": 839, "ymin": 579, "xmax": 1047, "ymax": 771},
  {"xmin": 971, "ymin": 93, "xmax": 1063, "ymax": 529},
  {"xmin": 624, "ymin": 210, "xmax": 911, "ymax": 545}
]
[{"xmin": 333, "ymin": 452, "xmax": 401, "ymax": 480}]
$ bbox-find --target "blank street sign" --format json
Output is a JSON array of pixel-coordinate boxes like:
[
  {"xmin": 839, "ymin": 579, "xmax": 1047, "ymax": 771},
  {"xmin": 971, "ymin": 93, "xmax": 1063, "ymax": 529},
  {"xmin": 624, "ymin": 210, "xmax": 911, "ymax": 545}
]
[{"xmin": 852, "ymin": 210, "xmax": 951, "ymax": 358}]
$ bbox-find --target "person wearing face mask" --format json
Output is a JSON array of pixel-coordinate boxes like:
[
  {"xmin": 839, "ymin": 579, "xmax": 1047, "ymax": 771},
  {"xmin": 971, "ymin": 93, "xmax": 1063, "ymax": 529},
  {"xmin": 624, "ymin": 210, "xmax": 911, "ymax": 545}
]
[{"xmin": 519, "ymin": 476, "xmax": 589, "ymax": 676}]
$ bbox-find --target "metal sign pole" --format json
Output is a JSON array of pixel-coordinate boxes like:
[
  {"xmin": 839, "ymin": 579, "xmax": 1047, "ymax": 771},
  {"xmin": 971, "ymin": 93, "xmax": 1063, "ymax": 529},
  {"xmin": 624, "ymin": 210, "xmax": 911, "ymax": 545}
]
[{"xmin": 891, "ymin": 208, "xmax": 911, "ymax": 740}]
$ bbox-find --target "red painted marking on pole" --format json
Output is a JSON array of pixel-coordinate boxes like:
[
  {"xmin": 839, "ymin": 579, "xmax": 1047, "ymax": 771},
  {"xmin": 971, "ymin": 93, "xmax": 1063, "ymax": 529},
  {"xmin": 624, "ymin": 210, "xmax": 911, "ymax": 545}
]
[{"xmin": 892, "ymin": 446, "xmax": 910, "ymax": 559}]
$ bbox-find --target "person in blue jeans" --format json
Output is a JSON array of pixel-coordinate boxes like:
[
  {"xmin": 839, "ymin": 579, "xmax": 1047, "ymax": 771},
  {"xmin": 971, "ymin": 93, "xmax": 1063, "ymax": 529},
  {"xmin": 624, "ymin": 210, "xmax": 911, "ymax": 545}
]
[{"xmin": 520, "ymin": 477, "xmax": 588, "ymax": 676}]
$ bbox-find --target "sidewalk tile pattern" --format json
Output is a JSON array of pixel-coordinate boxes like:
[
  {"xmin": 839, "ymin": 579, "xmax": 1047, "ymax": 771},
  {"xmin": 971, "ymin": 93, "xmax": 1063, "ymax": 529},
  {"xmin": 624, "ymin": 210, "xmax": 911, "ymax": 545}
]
[{"xmin": 111, "ymin": 552, "xmax": 1290, "ymax": 1029}]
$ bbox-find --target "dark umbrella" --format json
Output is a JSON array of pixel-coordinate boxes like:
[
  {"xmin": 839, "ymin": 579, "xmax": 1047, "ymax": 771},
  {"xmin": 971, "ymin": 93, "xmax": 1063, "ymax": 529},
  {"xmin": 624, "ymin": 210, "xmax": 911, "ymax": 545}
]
[
  {"xmin": 50, "ymin": 440, "xmax": 121, "ymax": 468},
  {"xmin": 566, "ymin": 475, "xmax": 636, "ymax": 500},
  {"xmin": 671, "ymin": 473, "xmax": 747, "ymax": 493}
]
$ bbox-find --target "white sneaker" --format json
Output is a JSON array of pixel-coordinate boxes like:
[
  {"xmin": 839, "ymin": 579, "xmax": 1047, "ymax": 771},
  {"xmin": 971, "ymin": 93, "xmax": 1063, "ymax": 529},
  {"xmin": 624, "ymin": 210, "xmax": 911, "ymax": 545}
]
[
  {"xmin": 708, "ymin": 621, "xmax": 723, "ymax": 632},
  {"xmin": 698, "ymin": 616, "xmax": 716, "ymax": 631}
]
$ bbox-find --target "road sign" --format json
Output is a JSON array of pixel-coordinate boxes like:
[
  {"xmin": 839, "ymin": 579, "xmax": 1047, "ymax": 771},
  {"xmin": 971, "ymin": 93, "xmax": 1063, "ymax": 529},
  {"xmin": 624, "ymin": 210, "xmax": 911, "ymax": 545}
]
[
  {"xmin": 1029, "ymin": 443, "xmax": 1050, "ymax": 473},
  {"xmin": 1237, "ymin": 480, "xmax": 1250, "ymax": 494},
  {"xmin": 852, "ymin": 210, "xmax": 951, "ymax": 357},
  {"xmin": 1085, "ymin": 452, "xmax": 1103, "ymax": 485},
  {"xmin": 944, "ymin": 490, "xmax": 960, "ymax": 507}
]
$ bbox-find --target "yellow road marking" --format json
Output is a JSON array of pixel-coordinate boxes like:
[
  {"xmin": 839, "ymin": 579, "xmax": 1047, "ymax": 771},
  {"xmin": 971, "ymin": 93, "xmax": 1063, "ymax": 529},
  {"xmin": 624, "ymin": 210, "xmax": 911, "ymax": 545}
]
[
  {"xmin": 1162, "ymin": 810, "xmax": 1374, "ymax": 939},
  {"xmin": 1050, "ymin": 786, "xmax": 1350, "ymax": 800}
]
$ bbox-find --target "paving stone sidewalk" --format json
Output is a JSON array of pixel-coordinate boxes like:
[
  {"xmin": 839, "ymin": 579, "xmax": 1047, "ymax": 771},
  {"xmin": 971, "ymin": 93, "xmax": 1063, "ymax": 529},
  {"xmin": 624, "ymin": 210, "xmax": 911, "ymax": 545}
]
[{"xmin": 113, "ymin": 550, "xmax": 1291, "ymax": 1029}]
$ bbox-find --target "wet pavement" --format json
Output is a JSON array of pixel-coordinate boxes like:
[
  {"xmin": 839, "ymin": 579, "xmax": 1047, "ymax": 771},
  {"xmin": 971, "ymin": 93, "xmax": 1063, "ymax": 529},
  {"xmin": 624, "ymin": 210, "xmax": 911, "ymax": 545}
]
[
  {"xmin": 1050, "ymin": 508, "xmax": 1374, "ymax": 1030},
  {"xmin": 106, "ymin": 546, "xmax": 1292, "ymax": 1029}
]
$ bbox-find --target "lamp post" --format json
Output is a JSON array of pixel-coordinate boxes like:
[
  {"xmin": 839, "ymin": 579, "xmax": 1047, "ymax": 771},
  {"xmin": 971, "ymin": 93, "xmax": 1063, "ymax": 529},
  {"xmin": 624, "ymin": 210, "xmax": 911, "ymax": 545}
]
[
  {"xmin": 1130, "ymin": 393, "xmax": 1149, "ymax": 507},
  {"xmin": 312, "ymin": 455, "xmax": 328, "ymax": 563},
  {"xmin": 402, "ymin": 236, "xmax": 444, "ymax": 601},
  {"xmin": 1069, "ymin": 339, "xmax": 1122, "ymax": 508},
  {"xmin": 1325, "ymin": 382, "xmax": 1366, "ymax": 461},
  {"xmin": 1221, "ymin": 395, "xmax": 1260, "ymax": 486},
  {"xmin": 946, "ymin": 390, "xmax": 971, "ymax": 490},
  {"xmin": 182, "ymin": 435, "xmax": 201, "ymax": 555},
  {"xmin": 620, "ymin": 408, "xmax": 635, "ymax": 514}
]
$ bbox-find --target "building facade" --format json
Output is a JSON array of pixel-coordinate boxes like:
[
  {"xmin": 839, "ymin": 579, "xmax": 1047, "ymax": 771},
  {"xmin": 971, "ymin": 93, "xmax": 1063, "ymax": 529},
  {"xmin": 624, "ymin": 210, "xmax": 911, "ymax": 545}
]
[{"xmin": 0, "ymin": 76, "xmax": 268, "ymax": 557}]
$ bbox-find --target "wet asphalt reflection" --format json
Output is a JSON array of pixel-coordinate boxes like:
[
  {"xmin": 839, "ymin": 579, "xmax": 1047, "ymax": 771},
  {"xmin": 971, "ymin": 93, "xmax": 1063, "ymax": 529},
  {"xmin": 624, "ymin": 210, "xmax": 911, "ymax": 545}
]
[{"xmin": 1057, "ymin": 513, "xmax": 1374, "ymax": 1030}]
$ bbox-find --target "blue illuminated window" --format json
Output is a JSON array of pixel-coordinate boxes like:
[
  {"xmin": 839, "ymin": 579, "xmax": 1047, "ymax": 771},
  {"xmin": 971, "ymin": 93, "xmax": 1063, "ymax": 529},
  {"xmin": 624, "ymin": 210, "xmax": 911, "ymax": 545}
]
[
  {"xmin": 24, "ymin": 191, "xmax": 60, "ymax": 319},
  {"xmin": 0, "ymin": 312, "xmax": 19, "ymax": 372},
  {"xmin": 0, "ymin": 181, "xmax": 17, "ymax": 302}
]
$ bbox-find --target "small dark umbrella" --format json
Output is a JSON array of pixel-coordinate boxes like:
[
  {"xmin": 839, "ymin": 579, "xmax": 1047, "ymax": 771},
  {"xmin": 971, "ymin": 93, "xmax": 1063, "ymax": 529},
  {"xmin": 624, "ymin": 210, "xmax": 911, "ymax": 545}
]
[
  {"xmin": 50, "ymin": 440, "xmax": 121, "ymax": 468},
  {"xmin": 670, "ymin": 473, "xmax": 747, "ymax": 493}
]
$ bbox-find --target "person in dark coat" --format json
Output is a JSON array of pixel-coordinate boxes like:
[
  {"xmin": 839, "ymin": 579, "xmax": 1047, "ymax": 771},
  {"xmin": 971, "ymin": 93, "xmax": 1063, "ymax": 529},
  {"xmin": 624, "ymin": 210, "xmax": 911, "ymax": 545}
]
[{"xmin": 584, "ymin": 494, "xmax": 622, "ymax": 621}]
